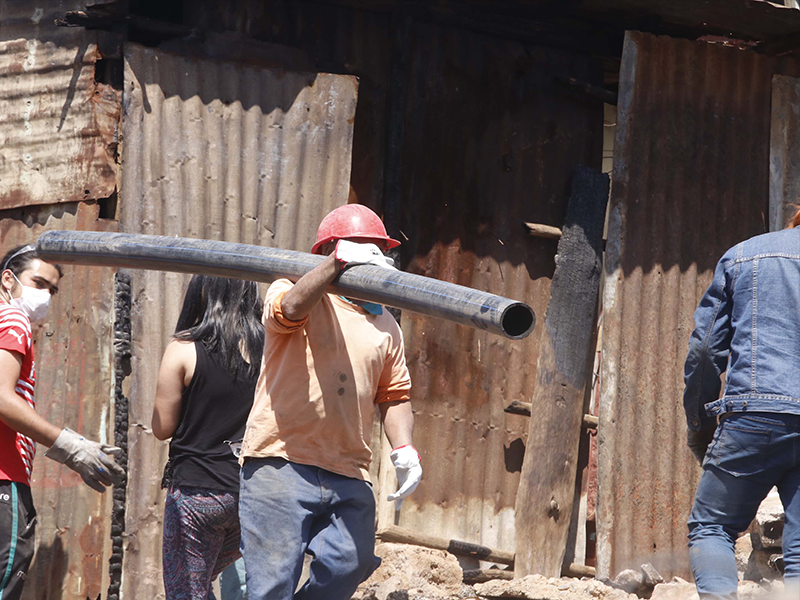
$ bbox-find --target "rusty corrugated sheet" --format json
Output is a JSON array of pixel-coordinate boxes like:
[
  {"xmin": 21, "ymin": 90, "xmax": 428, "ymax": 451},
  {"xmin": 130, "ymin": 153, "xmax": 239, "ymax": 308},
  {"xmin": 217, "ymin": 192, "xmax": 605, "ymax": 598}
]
[
  {"xmin": 186, "ymin": 0, "xmax": 605, "ymax": 554},
  {"xmin": 0, "ymin": 202, "xmax": 118, "ymax": 600},
  {"xmin": 597, "ymin": 31, "xmax": 773, "ymax": 580},
  {"xmin": 0, "ymin": 0, "xmax": 118, "ymax": 209},
  {"xmin": 769, "ymin": 75, "xmax": 800, "ymax": 232},
  {"xmin": 370, "ymin": 21, "xmax": 603, "ymax": 554},
  {"xmin": 183, "ymin": 0, "xmax": 392, "ymax": 213},
  {"xmin": 119, "ymin": 42, "xmax": 357, "ymax": 599}
]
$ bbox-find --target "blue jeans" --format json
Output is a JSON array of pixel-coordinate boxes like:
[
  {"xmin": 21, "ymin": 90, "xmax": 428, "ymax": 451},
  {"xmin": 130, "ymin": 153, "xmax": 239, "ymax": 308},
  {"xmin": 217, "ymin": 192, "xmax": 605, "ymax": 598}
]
[
  {"xmin": 239, "ymin": 457, "xmax": 380, "ymax": 600},
  {"xmin": 220, "ymin": 557, "xmax": 247, "ymax": 600},
  {"xmin": 688, "ymin": 413, "xmax": 800, "ymax": 599}
]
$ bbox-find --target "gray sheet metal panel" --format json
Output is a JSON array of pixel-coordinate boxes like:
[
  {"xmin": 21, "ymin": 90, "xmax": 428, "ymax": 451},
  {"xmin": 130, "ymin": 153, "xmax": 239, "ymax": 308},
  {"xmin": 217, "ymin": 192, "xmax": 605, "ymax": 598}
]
[
  {"xmin": 373, "ymin": 20, "xmax": 603, "ymax": 553},
  {"xmin": 0, "ymin": 202, "xmax": 117, "ymax": 600},
  {"xmin": 182, "ymin": 0, "xmax": 392, "ymax": 213},
  {"xmin": 597, "ymin": 31, "xmax": 773, "ymax": 580},
  {"xmin": 769, "ymin": 75, "xmax": 800, "ymax": 232},
  {"xmin": 120, "ymin": 43, "xmax": 356, "ymax": 599},
  {"xmin": 0, "ymin": 0, "xmax": 118, "ymax": 209}
]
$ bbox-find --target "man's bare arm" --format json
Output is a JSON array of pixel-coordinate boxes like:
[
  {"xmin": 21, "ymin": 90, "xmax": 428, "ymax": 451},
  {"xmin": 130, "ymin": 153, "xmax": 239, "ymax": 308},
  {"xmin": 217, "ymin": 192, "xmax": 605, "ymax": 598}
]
[
  {"xmin": 280, "ymin": 254, "xmax": 340, "ymax": 321},
  {"xmin": 380, "ymin": 400, "xmax": 414, "ymax": 449}
]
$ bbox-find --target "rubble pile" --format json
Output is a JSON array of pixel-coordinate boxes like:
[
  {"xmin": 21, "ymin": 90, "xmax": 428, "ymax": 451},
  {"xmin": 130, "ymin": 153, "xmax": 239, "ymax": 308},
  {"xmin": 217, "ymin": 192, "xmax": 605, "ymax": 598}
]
[
  {"xmin": 352, "ymin": 507, "xmax": 792, "ymax": 600},
  {"xmin": 472, "ymin": 574, "xmax": 637, "ymax": 600},
  {"xmin": 736, "ymin": 489, "xmax": 785, "ymax": 581},
  {"xmin": 353, "ymin": 543, "xmax": 464, "ymax": 600}
]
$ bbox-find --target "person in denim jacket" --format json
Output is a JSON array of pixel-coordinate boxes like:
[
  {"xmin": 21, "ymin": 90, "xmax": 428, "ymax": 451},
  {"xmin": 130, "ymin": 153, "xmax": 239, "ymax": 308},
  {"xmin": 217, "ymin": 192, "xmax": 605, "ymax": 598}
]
[{"xmin": 684, "ymin": 209, "xmax": 800, "ymax": 599}]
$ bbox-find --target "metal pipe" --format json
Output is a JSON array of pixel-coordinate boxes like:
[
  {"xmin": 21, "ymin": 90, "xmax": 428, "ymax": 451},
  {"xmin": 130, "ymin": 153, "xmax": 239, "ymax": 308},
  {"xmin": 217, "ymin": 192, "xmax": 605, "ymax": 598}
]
[{"xmin": 36, "ymin": 231, "xmax": 535, "ymax": 340}]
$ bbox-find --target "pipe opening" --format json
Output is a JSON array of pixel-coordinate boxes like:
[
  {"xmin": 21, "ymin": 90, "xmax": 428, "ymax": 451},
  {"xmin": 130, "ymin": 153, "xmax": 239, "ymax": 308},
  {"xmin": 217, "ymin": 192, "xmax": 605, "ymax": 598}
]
[{"xmin": 502, "ymin": 304, "xmax": 535, "ymax": 339}]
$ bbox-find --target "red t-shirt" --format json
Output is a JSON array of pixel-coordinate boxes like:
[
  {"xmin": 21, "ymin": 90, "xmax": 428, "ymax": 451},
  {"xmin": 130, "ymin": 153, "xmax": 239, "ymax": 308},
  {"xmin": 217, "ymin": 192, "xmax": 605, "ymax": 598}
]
[{"xmin": 0, "ymin": 305, "xmax": 36, "ymax": 486}]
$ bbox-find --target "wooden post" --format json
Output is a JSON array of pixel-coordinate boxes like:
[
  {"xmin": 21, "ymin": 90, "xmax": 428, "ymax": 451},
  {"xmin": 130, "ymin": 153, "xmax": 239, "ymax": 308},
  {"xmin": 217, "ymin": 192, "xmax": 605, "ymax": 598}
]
[{"xmin": 514, "ymin": 166, "xmax": 609, "ymax": 577}]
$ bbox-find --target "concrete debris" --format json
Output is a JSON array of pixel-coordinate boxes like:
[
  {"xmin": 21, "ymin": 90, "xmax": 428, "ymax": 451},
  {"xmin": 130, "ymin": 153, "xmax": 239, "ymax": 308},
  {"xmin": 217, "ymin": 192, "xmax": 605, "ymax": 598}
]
[
  {"xmin": 736, "ymin": 533, "xmax": 783, "ymax": 581},
  {"xmin": 353, "ymin": 543, "xmax": 463, "ymax": 600},
  {"xmin": 735, "ymin": 489, "xmax": 786, "ymax": 581},
  {"xmin": 649, "ymin": 579, "xmax": 784, "ymax": 600},
  {"xmin": 473, "ymin": 574, "xmax": 637, "ymax": 600},
  {"xmin": 612, "ymin": 569, "xmax": 644, "ymax": 594},
  {"xmin": 640, "ymin": 563, "xmax": 664, "ymax": 588},
  {"xmin": 611, "ymin": 563, "xmax": 664, "ymax": 596},
  {"xmin": 755, "ymin": 489, "xmax": 784, "ymax": 549}
]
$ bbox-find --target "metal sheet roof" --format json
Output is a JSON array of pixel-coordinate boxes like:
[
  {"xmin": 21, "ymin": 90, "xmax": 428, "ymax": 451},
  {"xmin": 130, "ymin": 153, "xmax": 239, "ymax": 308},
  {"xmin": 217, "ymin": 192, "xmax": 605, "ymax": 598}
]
[
  {"xmin": 119, "ymin": 42, "xmax": 357, "ymax": 599},
  {"xmin": 0, "ymin": 1, "xmax": 118, "ymax": 209},
  {"xmin": 597, "ymin": 31, "xmax": 773, "ymax": 580}
]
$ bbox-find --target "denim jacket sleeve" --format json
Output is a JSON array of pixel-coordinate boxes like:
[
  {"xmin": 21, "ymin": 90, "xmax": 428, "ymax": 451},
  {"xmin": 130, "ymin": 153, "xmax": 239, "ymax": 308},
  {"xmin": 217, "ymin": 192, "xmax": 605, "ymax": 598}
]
[{"xmin": 683, "ymin": 245, "xmax": 738, "ymax": 431}]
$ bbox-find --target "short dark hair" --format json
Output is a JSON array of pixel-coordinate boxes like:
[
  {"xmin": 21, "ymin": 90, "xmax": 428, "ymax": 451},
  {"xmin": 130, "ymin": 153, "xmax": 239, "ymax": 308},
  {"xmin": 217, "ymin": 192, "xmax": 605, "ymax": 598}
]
[{"xmin": 0, "ymin": 244, "xmax": 63, "ymax": 278}]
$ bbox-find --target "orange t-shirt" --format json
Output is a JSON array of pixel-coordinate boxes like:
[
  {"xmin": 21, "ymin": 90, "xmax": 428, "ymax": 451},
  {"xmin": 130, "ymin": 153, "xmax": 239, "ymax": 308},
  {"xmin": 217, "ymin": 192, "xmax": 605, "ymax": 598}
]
[{"xmin": 240, "ymin": 279, "xmax": 411, "ymax": 481}]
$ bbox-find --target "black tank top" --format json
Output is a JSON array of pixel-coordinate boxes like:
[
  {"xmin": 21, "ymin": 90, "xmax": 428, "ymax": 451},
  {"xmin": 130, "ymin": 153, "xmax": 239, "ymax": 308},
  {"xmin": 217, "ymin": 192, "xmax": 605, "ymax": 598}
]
[{"xmin": 167, "ymin": 342, "xmax": 257, "ymax": 493}]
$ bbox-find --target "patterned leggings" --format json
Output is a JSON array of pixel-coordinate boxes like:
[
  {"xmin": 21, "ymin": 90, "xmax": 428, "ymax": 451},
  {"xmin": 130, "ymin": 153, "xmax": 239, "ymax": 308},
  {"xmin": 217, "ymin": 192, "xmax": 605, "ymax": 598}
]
[{"xmin": 163, "ymin": 485, "xmax": 242, "ymax": 600}]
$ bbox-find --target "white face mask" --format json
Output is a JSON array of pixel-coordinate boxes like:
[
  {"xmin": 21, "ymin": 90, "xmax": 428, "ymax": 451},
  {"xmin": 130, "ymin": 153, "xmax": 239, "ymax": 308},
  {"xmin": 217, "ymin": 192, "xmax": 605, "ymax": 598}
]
[{"xmin": 8, "ymin": 273, "xmax": 51, "ymax": 322}]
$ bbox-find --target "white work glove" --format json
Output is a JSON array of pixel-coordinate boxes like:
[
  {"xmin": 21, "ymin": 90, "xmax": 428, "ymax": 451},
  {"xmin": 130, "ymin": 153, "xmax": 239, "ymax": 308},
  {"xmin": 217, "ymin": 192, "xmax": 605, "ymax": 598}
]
[
  {"xmin": 386, "ymin": 445, "xmax": 422, "ymax": 511},
  {"xmin": 334, "ymin": 240, "xmax": 396, "ymax": 270},
  {"xmin": 45, "ymin": 428, "xmax": 125, "ymax": 492}
]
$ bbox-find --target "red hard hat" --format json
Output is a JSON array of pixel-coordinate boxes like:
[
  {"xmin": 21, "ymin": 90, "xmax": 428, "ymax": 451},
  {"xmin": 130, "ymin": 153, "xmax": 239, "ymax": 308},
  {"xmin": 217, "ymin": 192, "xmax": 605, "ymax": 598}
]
[{"xmin": 312, "ymin": 204, "xmax": 400, "ymax": 254}]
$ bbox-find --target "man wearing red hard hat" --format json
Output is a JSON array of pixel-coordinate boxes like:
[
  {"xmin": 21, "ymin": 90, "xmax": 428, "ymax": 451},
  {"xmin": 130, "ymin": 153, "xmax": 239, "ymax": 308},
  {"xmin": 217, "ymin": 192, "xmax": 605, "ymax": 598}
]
[{"xmin": 238, "ymin": 204, "xmax": 421, "ymax": 600}]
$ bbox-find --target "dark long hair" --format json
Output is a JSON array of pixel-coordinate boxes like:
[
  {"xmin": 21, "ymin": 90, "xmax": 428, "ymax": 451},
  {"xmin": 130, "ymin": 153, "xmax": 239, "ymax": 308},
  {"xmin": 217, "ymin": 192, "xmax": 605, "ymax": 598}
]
[{"xmin": 174, "ymin": 275, "xmax": 264, "ymax": 379}]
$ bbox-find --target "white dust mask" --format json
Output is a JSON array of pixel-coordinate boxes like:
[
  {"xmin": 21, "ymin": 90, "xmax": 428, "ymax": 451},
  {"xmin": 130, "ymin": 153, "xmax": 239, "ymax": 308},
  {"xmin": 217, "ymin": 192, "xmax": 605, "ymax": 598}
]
[{"xmin": 9, "ymin": 274, "xmax": 51, "ymax": 322}]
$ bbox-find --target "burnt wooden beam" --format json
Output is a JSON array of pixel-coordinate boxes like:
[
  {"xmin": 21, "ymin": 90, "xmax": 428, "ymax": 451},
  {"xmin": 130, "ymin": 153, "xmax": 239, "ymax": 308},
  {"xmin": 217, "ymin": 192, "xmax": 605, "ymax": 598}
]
[
  {"xmin": 57, "ymin": 8, "xmax": 198, "ymax": 39},
  {"xmin": 754, "ymin": 32, "xmax": 800, "ymax": 57},
  {"xmin": 505, "ymin": 399, "xmax": 534, "ymax": 416},
  {"xmin": 377, "ymin": 525, "xmax": 515, "ymax": 565},
  {"xmin": 514, "ymin": 166, "xmax": 609, "ymax": 577},
  {"xmin": 462, "ymin": 569, "xmax": 514, "ymax": 584},
  {"xmin": 504, "ymin": 401, "xmax": 599, "ymax": 431},
  {"xmin": 554, "ymin": 75, "xmax": 619, "ymax": 105},
  {"xmin": 462, "ymin": 563, "xmax": 596, "ymax": 585}
]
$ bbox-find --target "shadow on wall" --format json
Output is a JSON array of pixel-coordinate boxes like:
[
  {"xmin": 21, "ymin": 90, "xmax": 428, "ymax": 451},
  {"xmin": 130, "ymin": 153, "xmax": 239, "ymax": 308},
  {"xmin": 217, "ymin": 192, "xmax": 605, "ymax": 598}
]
[
  {"xmin": 28, "ymin": 534, "xmax": 68, "ymax": 600},
  {"xmin": 390, "ymin": 26, "xmax": 605, "ymax": 281}
]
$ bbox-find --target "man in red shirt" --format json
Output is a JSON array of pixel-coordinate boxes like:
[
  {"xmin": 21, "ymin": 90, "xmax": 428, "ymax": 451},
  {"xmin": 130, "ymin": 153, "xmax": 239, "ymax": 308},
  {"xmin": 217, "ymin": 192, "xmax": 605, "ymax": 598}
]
[{"xmin": 0, "ymin": 244, "xmax": 124, "ymax": 599}]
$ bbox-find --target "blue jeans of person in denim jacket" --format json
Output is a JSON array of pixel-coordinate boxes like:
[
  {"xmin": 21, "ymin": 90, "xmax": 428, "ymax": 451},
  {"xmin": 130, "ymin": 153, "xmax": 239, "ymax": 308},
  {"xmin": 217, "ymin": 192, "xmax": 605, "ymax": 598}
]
[{"xmin": 684, "ymin": 228, "xmax": 800, "ymax": 598}]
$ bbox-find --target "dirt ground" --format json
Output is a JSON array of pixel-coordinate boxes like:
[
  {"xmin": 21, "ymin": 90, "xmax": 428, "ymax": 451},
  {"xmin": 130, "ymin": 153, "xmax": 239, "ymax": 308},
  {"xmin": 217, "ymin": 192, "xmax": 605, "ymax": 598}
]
[{"xmin": 351, "ymin": 543, "xmax": 790, "ymax": 600}]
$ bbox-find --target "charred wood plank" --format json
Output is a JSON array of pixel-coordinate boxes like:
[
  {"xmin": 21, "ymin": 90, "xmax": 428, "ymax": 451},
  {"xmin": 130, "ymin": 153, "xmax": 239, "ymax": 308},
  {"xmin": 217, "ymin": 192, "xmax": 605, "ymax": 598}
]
[{"xmin": 514, "ymin": 166, "xmax": 608, "ymax": 577}]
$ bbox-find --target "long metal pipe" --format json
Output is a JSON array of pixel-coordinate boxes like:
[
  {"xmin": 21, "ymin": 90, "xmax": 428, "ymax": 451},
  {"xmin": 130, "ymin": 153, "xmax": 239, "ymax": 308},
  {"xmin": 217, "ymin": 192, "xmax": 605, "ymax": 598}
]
[{"xmin": 36, "ymin": 231, "xmax": 535, "ymax": 339}]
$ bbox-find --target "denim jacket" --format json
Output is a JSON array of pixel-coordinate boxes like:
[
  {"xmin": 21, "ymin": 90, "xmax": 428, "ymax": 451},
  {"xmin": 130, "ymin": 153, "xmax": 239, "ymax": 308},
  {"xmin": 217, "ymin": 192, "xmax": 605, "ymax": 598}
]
[{"xmin": 684, "ymin": 228, "xmax": 800, "ymax": 431}]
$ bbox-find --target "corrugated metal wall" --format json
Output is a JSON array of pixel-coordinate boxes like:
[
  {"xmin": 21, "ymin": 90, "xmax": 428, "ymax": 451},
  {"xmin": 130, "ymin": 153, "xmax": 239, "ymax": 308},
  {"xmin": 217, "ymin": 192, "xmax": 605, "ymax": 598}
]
[
  {"xmin": 769, "ymin": 74, "xmax": 800, "ymax": 232},
  {"xmin": 597, "ymin": 31, "xmax": 773, "ymax": 579},
  {"xmin": 183, "ymin": 0, "xmax": 604, "ymax": 554},
  {"xmin": 1, "ymin": 2, "xmax": 121, "ymax": 599},
  {"xmin": 376, "ymin": 23, "xmax": 603, "ymax": 551},
  {"xmin": 14, "ymin": 204, "xmax": 118, "ymax": 600},
  {"xmin": 0, "ymin": 1, "xmax": 118, "ymax": 209},
  {"xmin": 119, "ymin": 43, "xmax": 357, "ymax": 599}
]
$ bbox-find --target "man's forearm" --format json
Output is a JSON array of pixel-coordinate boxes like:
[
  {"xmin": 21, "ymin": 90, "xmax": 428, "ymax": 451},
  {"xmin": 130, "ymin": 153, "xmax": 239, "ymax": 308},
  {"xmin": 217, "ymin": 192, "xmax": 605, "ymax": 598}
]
[
  {"xmin": 381, "ymin": 400, "xmax": 414, "ymax": 448},
  {"xmin": 0, "ymin": 392, "xmax": 61, "ymax": 446},
  {"xmin": 281, "ymin": 254, "xmax": 340, "ymax": 321}
]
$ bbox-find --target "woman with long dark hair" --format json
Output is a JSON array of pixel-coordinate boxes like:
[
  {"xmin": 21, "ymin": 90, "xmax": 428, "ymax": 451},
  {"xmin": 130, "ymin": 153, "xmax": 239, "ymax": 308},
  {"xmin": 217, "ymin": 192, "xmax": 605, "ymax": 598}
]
[{"xmin": 151, "ymin": 275, "xmax": 263, "ymax": 600}]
